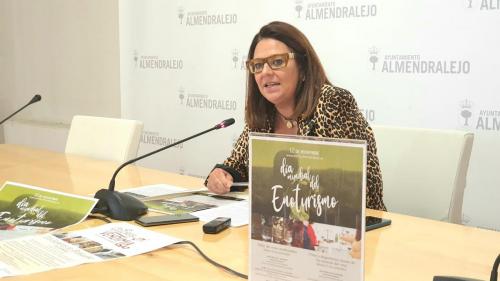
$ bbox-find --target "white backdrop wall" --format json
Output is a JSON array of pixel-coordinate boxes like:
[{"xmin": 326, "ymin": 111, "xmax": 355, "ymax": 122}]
[
  {"xmin": 119, "ymin": 0, "xmax": 500, "ymax": 230},
  {"xmin": 0, "ymin": 0, "xmax": 121, "ymax": 151}
]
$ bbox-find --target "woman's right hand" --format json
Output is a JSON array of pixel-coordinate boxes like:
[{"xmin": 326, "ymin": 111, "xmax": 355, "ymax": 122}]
[{"xmin": 206, "ymin": 168, "xmax": 233, "ymax": 194}]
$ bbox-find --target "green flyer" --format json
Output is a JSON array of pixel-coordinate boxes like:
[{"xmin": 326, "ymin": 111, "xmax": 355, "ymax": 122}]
[{"xmin": 0, "ymin": 181, "xmax": 98, "ymax": 241}]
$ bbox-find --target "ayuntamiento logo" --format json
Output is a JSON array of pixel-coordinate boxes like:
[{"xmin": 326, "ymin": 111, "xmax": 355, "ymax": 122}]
[
  {"xmin": 141, "ymin": 131, "xmax": 183, "ymax": 148},
  {"xmin": 466, "ymin": 0, "xmax": 500, "ymax": 10},
  {"xmin": 178, "ymin": 6, "xmax": 237, "ymax": 26},
  {"xmin": 369, "ymin": 47, "xmax": 471, "ymax": 74},
  {"xmin": 134, "ymin": 50, "xmax": 183, "ymax": 70},
  {"xmin": 232, "ymin": 49, "xmax": 248, "ymax": 71},
  {"xmin": 459, "ymin": 99, "xmax": 500, "ymax": 131},
  {"xmin": 178, "ymin": 87, "xmax": 237, "ymax": 111},
  {"xmin": 295, "ymin": 0, "xmax": 377, "ymax": 20}
]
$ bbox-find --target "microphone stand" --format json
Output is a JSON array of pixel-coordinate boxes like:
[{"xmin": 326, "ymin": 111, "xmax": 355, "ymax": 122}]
[
  {"xmin": 0, "ymin": 95, "xmax": 42, "ymax": 125},
  {"xmin": 92, "ymin": 118, "xmax": 235, "ymax": 221}
]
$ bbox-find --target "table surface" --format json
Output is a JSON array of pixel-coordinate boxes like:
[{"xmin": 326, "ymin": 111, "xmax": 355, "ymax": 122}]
[{"xmin": 1, "ymin": 144, "xmax": 499, "ymax": 281}]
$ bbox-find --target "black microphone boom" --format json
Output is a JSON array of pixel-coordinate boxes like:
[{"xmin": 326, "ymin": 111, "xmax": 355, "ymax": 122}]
[
  {"xmin": 92, "ymin": 118, "xmax": 236, "ymax": 221},
  {"xmin": 0, "ymin": 94, "xmax": 42, "ymax": 125}
]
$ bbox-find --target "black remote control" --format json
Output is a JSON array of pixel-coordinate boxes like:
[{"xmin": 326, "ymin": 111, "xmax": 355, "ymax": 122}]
[{"xmin": 202, "ymin": 217, "xmax": 231, "ymax": 234}]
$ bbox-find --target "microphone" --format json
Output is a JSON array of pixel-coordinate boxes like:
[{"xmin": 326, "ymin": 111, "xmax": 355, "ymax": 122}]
[
  {"xmin": 0, "ymin": 94, "xmax": 42, "ymax": 125},
  {"xmin": 306, "ymin": 118, "xmax": 316, "ymax": 136},
  {"xmin": 92, "ymin": 118, "xmax": 236, "ymax": 221}
]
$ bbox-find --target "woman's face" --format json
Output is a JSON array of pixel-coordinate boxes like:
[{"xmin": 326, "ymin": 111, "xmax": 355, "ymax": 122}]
[{"xmin": 253, "ymin": 38, "xmax": 300, "ymax": 111}]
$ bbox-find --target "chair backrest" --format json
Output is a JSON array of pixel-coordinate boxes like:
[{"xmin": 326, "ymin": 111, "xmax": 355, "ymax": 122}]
[
  {"xmin": 372, "ymin": 125, "xmax": 474, "ymax": 224},
  {"xmin": 65, "ymin": 115, "xmax": 143, "ymax": 162}
]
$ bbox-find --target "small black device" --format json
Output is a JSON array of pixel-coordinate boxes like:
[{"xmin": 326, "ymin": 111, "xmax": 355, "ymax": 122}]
[
  {"xmin": 135, "ymin": 213, "xmax": 199, "ymax": 227},
  {"xmin": 203, "ymin": 217, "xmax": 231, "ymax": 234},
  {"xmin": 366, "ymin": 216, "xmax": 392, "ymax": 231}
]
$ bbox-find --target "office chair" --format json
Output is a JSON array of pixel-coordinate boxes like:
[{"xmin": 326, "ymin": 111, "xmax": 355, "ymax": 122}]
[
  {"xmin": 65, "ymin": 115, "xmax": 143, "ymax": 162},
  {"xmin": 372, "ymin": 125, "xmax": 474, "ymax": 224}
]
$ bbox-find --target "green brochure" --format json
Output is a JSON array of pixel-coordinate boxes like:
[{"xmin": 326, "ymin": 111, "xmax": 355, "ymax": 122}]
[
  {"xmin": 0, "ymin": 181, "xmax": 98, "ymax": 241},
  {"xmin": 249, "ymin": 133, "xmax": 366, "ymax": 281}
]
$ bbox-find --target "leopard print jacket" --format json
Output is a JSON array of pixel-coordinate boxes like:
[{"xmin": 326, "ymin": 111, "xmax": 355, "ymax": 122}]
[{"xmin": 215, "ymin": 84, "xmax": 386, "ymax": 211}]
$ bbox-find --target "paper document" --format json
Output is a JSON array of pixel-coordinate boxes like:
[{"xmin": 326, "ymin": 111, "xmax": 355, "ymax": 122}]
[
  {"xmin": 0, "ymin": 222, "xmax": 181, "ymax": 278},
  {"xmin": 0, "ymin": 181, "xmax": 98, "ymax": 241},
  {"xmin": 192, "ymin": 201, "xmax": 249, "ymax": 227},
  {"xmin": 122, "ymin": 184, "xmax": 248, "ymax": 215}
]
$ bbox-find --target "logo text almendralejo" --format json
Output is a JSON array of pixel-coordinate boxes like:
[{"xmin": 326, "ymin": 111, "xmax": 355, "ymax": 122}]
[
  {"xmin": 382, "ymin": 55, "xmax": 470, "ymax": 74},
  {"xmin": 141, "ymin": 132, "xmax": 183, "ymax": 148},
  {"xmin": 185, "ymin": 11, "xmax": 237, "ymax": 26},
  {"xmin": 186, "ymin": 94, "xmax": 237, "ymax": 110},
  {"xmin": 305, "ymin": 2, "xmax": 376, "ymax": 19},
  {"xmin": 139, "ymin": 56, "xmax": 183, "ymax": 70}
]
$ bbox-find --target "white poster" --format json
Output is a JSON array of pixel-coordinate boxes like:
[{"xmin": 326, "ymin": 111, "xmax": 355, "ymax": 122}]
[{"xmin": 249, "ymin": 134, "xmax": 366, "ymax": 281}]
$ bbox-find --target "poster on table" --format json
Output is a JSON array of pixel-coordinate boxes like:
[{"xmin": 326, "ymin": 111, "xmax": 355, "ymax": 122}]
[{"xmin": 249, "ymin": 133, "xmax": 366, "ymax": 281}]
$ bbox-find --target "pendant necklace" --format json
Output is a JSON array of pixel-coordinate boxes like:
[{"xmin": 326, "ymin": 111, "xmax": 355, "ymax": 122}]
[{"xmin": 278, "ymin": 112, "xmax": 296, "ymax": 129}]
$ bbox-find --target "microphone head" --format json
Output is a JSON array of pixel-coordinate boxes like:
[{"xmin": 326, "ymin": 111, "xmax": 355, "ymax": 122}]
[
  {"xmin": 216, "ymin": 118, "xmax": 235, "ymax": 129},
  {"xmin": 29, "ymin": 94, "xmax": 42, "ymax": 104}
]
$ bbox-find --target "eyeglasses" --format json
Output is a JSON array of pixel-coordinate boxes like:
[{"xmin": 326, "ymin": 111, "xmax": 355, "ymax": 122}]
[{"xmin": 246, "ymin": 53, "xmax": 296, "ymax": 74}]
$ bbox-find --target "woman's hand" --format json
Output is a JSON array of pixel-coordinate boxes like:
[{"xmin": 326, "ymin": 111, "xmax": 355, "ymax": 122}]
[{"xmin": 206, "ymin": 168, "xmax": 233, "ymax": 194}]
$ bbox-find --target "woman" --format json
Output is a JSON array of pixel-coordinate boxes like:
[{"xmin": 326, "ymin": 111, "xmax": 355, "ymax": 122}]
[{"xmin": 206, "ymin": 21, "xmax": 386, "ymax": 211}]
